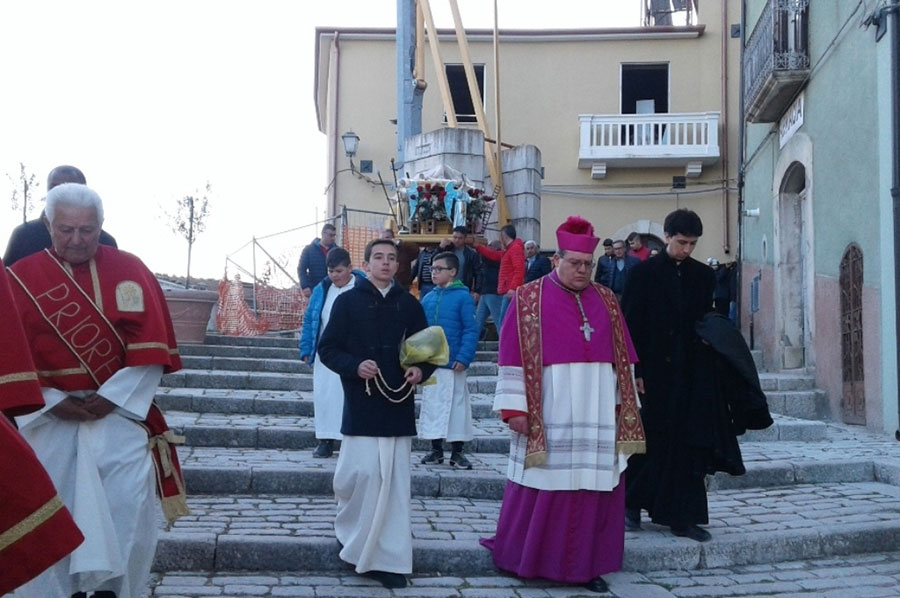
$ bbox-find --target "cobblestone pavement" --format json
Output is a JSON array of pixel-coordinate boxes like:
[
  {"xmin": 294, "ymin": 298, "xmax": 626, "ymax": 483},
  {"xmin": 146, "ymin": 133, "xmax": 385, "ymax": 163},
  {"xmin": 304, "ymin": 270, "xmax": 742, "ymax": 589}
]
[
  {"xmin": 162, "ymin": 482, "xmax": 900, "ymax": 538},
  {"xmin": 148, "ymin": 550, "xmax": 900, "ymax": 597}
]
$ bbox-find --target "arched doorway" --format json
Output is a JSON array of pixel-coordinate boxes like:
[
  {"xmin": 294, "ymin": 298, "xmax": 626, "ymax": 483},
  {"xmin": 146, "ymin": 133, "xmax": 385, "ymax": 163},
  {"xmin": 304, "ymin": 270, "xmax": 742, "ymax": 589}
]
[
  {"xmin": 777, "ymin": 162, "xmax": 809, "ymax": 369},
  {"xmin": 840, "ymin": 244, "xmax": 865, "ymax": 425}
]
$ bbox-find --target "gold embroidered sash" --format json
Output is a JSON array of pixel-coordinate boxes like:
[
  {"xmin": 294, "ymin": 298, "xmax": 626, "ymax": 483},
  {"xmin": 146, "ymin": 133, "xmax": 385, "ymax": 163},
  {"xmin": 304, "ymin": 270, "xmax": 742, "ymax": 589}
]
[
  {"xmin": 8, "ymin": 251, "xmax": 125, "ymax": 388},
  {"xmin": 516, "ymin": 279, "xmax": 645, "ymax": 468}
]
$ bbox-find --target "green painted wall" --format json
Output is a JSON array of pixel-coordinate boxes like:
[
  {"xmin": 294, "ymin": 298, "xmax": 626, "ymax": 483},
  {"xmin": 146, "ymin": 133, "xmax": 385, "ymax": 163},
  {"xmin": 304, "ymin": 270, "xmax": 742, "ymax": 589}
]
[{"xmin": 741, "ymin": 1, "xmax": 883, "ymax": 284}]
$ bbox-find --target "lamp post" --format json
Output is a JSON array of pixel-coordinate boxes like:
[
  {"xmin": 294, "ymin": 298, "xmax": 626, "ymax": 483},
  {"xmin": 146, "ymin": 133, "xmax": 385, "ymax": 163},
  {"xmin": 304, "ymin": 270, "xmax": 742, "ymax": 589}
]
[{"xmin": 341, "ymin": 130, "xmax": 360, "ymax": 159}]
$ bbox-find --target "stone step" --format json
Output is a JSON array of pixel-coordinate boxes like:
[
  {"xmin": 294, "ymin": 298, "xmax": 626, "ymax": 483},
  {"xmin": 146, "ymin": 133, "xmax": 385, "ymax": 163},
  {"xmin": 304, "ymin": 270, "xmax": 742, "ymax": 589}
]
[
  {"xmin": 167, "ymin": 410, "xmax": 509, "ymax": 453},
  {"xmin": 200, "ymin": 334, "xmax": 499, "ymax": 352},
  {"xmin": 177, "ymin": 355, "xmax": 499, "ymax": 377},
  {"xmin": 165, "ymin": 406, "xmax": 825, "ymax": 450},
  {"xmin": 179, "ymin": 343, "xmax": 499, "ymax": 363},
  {"xmin": 153, "ymin": 481, "xmax": 900, "ymax": 574},
  {"xmin": 162, "ymin": 370, "xmax": 501, "ymax": 393},
  {"xmin": 767, "ymin": 389, "xmax": 830, "ymax": 421},
  {"xmin": 156, "ymin": 388, "xmax": 498, "ymax": 419},
  {"xmin": 178, "ymin": 446, "xmax": 888, "ymax": 499},
  {"xmin": 148, "ymin": 552, "xmax": 900, "ymax": 598},
  {"xmin": 759, "ymin": 372, "xmax": 818, "ymax": 391}
]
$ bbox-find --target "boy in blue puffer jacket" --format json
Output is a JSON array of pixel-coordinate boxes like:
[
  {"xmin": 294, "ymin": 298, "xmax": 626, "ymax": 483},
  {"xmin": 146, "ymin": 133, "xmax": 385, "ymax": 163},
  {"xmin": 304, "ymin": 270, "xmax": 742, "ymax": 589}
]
[{"xmin": 418, "ymin": 252, "xmax": 479, "ymax": 469}]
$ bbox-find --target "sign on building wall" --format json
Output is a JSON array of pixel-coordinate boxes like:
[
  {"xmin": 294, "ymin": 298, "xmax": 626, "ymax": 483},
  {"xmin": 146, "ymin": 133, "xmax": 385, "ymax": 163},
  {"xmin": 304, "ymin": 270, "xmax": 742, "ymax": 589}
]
[{"xmin": 779, "ymin": 92, "xmax": 805, "ymax": 149}]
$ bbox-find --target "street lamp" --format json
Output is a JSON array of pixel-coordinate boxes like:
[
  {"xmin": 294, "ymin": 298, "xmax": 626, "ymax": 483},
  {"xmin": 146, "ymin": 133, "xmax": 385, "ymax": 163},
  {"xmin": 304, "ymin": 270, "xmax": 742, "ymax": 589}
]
[{"xmin": 341, "ymin": 130, "xmax": 360, "ymax": 158}]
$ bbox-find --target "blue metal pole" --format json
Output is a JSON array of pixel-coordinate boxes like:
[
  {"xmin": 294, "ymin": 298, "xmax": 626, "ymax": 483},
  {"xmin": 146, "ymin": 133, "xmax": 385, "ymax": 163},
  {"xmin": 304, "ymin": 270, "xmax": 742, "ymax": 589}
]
[{"xmin": 396, "ymin": 0, "xmax": 424, "ymax": 174}]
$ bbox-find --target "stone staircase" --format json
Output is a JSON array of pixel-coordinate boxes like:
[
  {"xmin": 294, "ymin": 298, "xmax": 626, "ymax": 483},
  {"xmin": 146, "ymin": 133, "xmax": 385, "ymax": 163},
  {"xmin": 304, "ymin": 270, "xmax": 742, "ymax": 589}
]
[{"xmin": 149, "ymin": 334, "xmax": 900, "ymax": 585}]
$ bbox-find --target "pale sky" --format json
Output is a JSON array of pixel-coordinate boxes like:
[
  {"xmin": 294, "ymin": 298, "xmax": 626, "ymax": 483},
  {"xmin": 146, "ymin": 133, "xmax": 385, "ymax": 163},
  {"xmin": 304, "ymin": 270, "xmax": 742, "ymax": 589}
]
[{"xmin": 0, "ymin": 0, "xmax": 641, "ymax": 285}]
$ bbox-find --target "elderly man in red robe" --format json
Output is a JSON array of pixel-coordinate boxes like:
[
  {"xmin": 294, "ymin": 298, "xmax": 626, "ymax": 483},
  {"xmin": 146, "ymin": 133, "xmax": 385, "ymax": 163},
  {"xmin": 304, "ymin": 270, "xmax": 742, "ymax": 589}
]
[
  {"xmin": 7, "ymin": 183, "xmax": 187, "ymax": 598},
  {"xmin": 480, "ymin": 216, "xmax": 645, "ymax": 594},
  {"xmin": 0, "ymin": 258, "xmax": 84, "ymax": 595}
]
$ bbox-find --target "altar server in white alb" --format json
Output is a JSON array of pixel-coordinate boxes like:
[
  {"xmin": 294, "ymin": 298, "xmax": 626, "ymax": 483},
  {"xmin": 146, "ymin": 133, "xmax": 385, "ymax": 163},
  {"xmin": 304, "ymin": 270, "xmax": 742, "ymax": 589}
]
[
  {"xmin": 418, "ymin": 251, "xmax": 479, "ymax": 469},
  {"xmin": 299, "ymin": 247, "xmax": 365, "ymax": 458},
  {"xmin": 8, "ymin": 183, "xmax": 187, "ymax": 598},
  {"xmin": 316, "ymin": 238, "xmax": 437, "ymax": 590}
]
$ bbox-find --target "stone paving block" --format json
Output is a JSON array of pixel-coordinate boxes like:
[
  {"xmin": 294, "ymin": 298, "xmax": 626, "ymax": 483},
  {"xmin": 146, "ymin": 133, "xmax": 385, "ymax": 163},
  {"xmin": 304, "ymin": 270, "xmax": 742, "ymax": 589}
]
[
  {"xmin": 820, "ymin": 520, "xmax": 900, "ymax": 556},
  {"xmin": 708, "ymin": 461, "xmax": 794, "ymax": 491},
  {"xmin": 875, "ymin": 459, "xmax": 900, "ymax": 486},
  {"xmin": 623, "ymin": 536, "xmax": 701, "ymax": 571},
  {"xmin": 793, "ymin": 460, "xmax": 874, "ymax": 484},
  {"xmin": 777, "ymin": 419, "xmax": 827, "ymax": 441},
  {"xmin": 258, "ymin": 427, "xmax": 314, "ymax": 449},
  {"xmin": 701, "ymin": 528, "xmax": 822, "ymax": 569},
  {"xmin": 414, "ymin": 540, "xmax": 496, "ymax": 576},
  {"xmin": 610, "ymin": 583, "xmax": 677, "ymax": 598},
  {"xmin": 271, "ymin": 587, "xmax": 316, "ymax": 597},
  {"xmin": 184, "ymin": 467, "xmax": 253, "ymax": 493},
  {"xmin": 252, "ymin": 468, "xmax": 333, "ymax": 494},
  {"xmin": 153, "ymin": 533, "xmax": 217, "ymax": 571},
  {"xmin": 215, "ymin": 536, "xmax": 337, "ymax": 571},
  {"xmin": 256, "ymin": 397, "xmax": 311, "ymax": 416},
  {"xmin": 183, "ymin": 425, "xmax": 258, "ymax": 448},
  {"xmin": 438, "ymin": 473, "xmax": 505, "ymax": 500},
  {"xmin": 194, "ymin": 395, "xmax": 257, "ymax": 414}
]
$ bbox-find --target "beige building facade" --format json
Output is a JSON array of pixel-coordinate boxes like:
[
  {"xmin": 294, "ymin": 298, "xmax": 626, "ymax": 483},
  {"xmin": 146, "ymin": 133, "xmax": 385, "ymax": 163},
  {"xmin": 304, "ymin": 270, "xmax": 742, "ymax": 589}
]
[{"xmin": 315, "ymin": 2, "xmax": 741, "ymax": 261}]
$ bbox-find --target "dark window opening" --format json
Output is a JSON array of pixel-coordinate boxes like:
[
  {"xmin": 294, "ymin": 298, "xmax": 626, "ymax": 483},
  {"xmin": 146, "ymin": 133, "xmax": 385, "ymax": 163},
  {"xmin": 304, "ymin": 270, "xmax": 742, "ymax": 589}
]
[
  {"xmin": 621, "ymin": 63, "xmax": 669, "ymax": 114},
  {"xmin": 445, "ymin": 64, "xmax": 484, "ymax": 124}
]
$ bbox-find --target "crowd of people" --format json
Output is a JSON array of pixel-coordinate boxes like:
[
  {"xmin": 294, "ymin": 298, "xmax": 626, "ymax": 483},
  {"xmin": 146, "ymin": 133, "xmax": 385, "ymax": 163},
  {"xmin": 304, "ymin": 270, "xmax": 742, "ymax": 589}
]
[
  {"xmin": 296, "ymin": 209, "xmax": 767, "ymax": 591},
  {"xmin": 0, "ymin": 166, "xmax": 760, "ymax": 596}
]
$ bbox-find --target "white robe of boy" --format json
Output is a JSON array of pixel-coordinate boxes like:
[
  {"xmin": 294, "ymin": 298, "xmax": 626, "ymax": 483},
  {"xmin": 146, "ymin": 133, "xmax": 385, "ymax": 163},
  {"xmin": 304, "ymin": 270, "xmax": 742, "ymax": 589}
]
[
  {"xmin": 313, "ymin": 276, "xmax": 356, "ymax": 439},
  {"xmin": 418, "ymin": 368, "xmax": 473, "ymax": 442}
]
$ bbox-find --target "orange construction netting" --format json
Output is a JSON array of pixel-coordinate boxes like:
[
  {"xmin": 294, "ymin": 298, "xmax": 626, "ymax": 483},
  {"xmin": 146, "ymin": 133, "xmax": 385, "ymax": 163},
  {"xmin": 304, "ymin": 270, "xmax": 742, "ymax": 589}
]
[{"xmin": 216, "ymin": 276, "xmax": 308, "ymax": 336}]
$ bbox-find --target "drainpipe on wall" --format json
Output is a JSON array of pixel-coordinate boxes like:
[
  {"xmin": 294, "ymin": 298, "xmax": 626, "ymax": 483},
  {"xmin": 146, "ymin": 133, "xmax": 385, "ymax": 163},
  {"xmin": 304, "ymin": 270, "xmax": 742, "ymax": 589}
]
[
  {"xmin": 735, "ymin": 0, "xmax": 747, "ymax": 331},
  {"xmin": 327, "ymin": 33, "xmax": 341, "ymax": 220},
  {"xmin": 891, "ymin": 9, "xmax": 900, "ymax": 439},
  {"xmin": 721, "ymin": 0, "xmax": 731, "ymax": 256}
]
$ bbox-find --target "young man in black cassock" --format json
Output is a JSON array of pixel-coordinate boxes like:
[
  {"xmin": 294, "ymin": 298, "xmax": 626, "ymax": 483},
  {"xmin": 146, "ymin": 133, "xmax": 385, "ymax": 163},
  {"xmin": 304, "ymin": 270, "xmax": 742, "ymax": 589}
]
[
  {"xmin": 316, "ymin": 238, "xmax": 436, "ymax": 589},
  {"xmin": 620, "ymin": 209, "xmax": 717, "ymax": 542}
]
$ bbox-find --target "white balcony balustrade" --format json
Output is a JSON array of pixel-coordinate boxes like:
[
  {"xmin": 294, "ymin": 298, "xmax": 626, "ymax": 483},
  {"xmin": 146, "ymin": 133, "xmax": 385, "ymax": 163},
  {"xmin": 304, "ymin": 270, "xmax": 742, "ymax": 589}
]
[{"xmin": 577, "ymin": 111, "xmax": 720, "ymax": 179}]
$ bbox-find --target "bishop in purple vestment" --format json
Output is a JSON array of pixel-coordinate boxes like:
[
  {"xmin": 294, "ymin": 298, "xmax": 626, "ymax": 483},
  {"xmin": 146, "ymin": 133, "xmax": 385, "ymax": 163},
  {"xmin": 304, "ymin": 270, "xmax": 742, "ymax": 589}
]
[{"xmin": 480, "ymin": 216, "xmax": 644, "ymax": 594}]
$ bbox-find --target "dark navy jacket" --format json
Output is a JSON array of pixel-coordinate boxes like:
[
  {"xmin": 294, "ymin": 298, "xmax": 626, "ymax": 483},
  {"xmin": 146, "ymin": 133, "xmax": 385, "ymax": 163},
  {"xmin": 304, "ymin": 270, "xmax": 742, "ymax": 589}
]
[{"xmin": 317, "ymin": 277, "xmax": 437, "ymax": 437}]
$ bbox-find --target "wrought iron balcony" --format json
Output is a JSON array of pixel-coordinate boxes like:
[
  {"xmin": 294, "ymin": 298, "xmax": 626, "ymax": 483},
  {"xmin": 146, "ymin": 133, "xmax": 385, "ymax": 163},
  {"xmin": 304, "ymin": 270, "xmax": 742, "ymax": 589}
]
[
  {"xmin": 577, "ymin": 112, "xmax": 720, "ymax": 179},
  {"xmin": 744, "ymin": 0, "xmax": 810, "ymax": 123}
]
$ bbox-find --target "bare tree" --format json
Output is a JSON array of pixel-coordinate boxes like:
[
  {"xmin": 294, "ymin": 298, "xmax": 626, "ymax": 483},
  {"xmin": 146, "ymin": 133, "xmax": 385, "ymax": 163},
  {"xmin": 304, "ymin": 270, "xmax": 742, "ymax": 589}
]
[
  {"xmin": 166, "ymin": 181, "xmax": 212, "ymax": 289},
  {"xmin": 7, "ymin": 162, "xmax": 40, "ymax": 224}
]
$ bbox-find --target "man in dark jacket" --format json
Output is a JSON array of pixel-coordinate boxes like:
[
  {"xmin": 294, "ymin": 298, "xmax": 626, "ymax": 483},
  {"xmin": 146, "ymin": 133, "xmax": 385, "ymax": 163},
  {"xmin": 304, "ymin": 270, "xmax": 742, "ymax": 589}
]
[
  {"xmin": 438, "ymin": 225, "xmax": 480, "ymax": 291},
  {"xmin": 474, "ymin": 241, "xmax": 502, "ymax": 340},
  {"xmin": 620, "ymin": 209, "xmax": 717, "ymax": 543},
  {"xmin": 602, "ymin": 239, "xmax": 640, "ymax": 299},
  {"xmin": 3, "ymin": 165, "xmax": 117, "ymax": 266},
  {"xmin": 297, "ymin": 223, "xmax": 338, "ymax": 297},
  {"xmin": 523, "ymin": 240, "xmax": 552, "ymax": 283},
  {"xmin": 317, "ymin": 238, "xmax": 437, "ymax": 590}
]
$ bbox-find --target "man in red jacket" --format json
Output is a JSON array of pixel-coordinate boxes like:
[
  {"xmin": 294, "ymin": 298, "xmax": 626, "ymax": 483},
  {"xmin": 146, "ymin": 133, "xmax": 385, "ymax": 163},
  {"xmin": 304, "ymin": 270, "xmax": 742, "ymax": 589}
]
[{"xmin": 475, "ymin": 224, "xmax": 525, "ymax": 332}]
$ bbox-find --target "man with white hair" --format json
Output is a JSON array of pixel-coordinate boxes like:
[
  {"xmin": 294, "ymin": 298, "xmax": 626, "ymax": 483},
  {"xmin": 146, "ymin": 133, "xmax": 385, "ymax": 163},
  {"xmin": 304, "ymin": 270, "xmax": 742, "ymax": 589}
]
[
  {"xmin": 523, "ymin": 240, "xmax": 551, "ymax": 283},
  {"xmin": 7, "ymin": 183, "xmax": 187, "ymax": 598},
  {"xmin": 3, "ymin": 165, "xmax": 117, "ymax": 266}
]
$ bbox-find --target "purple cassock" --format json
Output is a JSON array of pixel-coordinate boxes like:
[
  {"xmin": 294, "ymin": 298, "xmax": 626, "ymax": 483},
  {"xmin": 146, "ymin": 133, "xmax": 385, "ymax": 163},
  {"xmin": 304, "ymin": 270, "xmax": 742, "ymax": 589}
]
[{"xmin": 480, "ymin": 270, "xmax": 637, "ymax": 584}]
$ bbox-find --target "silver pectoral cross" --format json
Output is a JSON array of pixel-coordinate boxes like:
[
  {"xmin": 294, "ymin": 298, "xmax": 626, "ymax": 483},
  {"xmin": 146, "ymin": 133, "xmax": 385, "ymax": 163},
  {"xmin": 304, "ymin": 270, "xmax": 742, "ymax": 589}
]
[{"xmin": 580, "ymin": 321, "xmax": 594, "ymax": 341}]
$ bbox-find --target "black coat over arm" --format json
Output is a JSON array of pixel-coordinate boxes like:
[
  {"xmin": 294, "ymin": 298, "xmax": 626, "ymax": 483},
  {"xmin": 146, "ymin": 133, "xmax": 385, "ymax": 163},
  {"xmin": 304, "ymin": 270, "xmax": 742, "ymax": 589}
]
[{"xmin": 316, "ymin": 277, "xmax": 437, "ymax": 437}]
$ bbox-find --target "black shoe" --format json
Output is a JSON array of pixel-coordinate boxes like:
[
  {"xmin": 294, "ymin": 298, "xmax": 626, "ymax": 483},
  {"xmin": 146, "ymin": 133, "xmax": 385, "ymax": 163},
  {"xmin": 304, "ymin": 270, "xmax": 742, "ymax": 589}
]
[
  {"xmin": 449, "ymin": 451, "xmax": 472, "ymax": 469},
  {"xmin": 625, "ymin": 507, "xmax": 641, "ymax": 531},
  {"xmin": 583, "ymin": 576, "xmax": 609, "ymax": 593},
  {"xmin": 363, "ymin": 570, "xmax": 407, "ymax": 589},
  {"xmin": 671, "ymin": 524, "xmax": 712, "ymax": 542},
  {"xmin": 313, "ymin": 439, "xmax": 334, "ymax": 458},
  {"xmin": 421, "ymin": 448, "xmax": 444, "ymax": 464},
  {"xmin": 92, "ymin": 592, "xmax": 117, "ymax": 598}
]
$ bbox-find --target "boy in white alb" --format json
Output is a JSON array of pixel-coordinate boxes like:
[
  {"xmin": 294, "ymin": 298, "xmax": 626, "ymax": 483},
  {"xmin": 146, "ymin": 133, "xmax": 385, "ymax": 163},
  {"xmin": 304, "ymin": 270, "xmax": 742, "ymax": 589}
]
[{"xmin": 299, "ymin": 247, "xmax": 361, "ymax": 458}]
